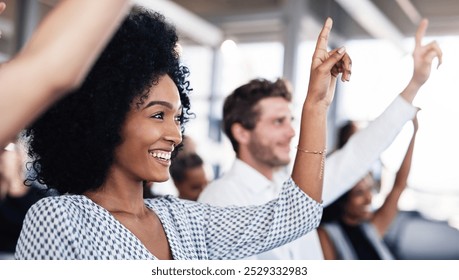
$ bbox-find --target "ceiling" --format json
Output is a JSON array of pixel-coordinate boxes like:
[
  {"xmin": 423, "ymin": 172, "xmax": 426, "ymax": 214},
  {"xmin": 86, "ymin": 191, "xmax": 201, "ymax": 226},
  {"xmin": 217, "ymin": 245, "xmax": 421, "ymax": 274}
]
[
  {"xmin": 1, "ymin": 0, "xmax": 458, "ymax": 58},
  {"xmin": 169, "ymin": 0, "xmax": 459, "ymax": 45}
]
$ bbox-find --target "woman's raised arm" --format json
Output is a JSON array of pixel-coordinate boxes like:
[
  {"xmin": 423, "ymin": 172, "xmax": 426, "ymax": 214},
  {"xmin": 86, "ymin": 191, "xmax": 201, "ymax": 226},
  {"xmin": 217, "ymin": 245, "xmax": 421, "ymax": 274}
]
[
  {"xmin": 292, "ymin": 18, "xmax": 352, "ymax": 202},
  {"xmin": 0, "ymin": 0, "xmax": 131, "ymax": 148}
]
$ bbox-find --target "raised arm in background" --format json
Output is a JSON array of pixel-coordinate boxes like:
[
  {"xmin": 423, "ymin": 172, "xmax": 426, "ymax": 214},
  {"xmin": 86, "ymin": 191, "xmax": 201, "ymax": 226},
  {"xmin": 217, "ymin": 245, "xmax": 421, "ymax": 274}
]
[
  {"xmin": 0, "ymin": 0, "xmax": 131, "ymax": 148},
  {"xmin": 400, "ymin": 19, "xmax": 442, "ymax": 103},
  {"xmin": 322, "ymin": 18, "xmax": 442, "ymax": 205},
  {"xmin": 372, "ymin": 114, "xmax": 419, "ymax": 236}
]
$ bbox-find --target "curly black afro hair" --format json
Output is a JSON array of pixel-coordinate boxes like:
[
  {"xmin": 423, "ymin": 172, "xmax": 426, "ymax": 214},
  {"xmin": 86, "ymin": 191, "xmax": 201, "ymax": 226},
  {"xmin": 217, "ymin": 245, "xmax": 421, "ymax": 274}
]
[{"xmin": 24, "ymin": 7, "xmax": 193, "ymax": 195}]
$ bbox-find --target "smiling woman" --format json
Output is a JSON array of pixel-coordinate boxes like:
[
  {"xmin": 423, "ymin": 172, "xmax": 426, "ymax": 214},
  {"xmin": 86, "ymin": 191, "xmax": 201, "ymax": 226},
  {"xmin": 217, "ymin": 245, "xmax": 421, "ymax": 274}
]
[
  {"xmin": 14, "ymin": 7, "xmax": 350, "ymax": 260},
  {"xmin": 22, "ymin": 8, "xmax": 192, "ymax": 196},
  {"xmin": 111, "ymin": 76, "xmax": 182, "ymax": 185}
]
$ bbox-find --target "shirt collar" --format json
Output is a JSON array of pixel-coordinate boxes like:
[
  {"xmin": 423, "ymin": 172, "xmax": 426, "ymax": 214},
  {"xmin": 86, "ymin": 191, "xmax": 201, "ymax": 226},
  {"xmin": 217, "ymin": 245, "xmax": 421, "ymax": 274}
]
[{"xmin": 227, "ymin": 158, "xmax": 283, "ymax": 195}]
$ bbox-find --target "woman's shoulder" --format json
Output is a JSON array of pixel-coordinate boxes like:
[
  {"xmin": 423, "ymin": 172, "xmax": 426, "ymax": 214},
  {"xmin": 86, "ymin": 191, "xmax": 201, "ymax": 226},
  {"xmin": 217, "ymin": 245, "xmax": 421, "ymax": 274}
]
[
  {"xmin": 31, "ymin": 194, "xmax": 87, "ymax": 205},
  {"xmin": 28, "ymin": 195, "xmax": 95, "ymax": 217},
  {"xmin": 144, "ymin": 195, "xmax": 207, "ymax": 214},
  {"xmin": 144, "ymin": 195, "xmax": 193, "ymax": 208}
]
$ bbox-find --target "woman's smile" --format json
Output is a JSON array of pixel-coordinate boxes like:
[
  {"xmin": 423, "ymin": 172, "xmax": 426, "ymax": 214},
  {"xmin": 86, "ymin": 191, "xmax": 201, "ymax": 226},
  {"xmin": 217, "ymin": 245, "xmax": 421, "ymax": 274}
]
[{"xmin": 149, "ymin": 150, "xmax": 173, "ymax": 166}]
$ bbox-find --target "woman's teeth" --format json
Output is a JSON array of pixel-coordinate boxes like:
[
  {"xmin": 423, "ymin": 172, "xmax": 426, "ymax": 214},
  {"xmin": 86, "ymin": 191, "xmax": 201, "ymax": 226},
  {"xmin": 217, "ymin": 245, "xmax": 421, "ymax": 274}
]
[{"xmin": 150, "ymin": 151, "xmax": 171, "ymax": 161}]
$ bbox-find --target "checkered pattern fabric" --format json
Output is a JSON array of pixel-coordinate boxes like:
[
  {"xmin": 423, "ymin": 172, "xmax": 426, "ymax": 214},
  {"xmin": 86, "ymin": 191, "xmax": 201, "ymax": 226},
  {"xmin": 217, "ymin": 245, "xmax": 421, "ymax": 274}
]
[{"xmin": 15, "ymin": 178, "xmax": 322, "ymax": 259}]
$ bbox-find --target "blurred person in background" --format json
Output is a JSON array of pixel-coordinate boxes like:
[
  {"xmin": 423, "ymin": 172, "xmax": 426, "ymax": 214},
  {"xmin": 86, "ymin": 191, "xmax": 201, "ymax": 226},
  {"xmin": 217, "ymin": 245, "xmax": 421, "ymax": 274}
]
[
  {"xmin": 170, "ymin": 152, "xmax": 208, "ymax": 201},
  {"xmin": 0, "ymin": 139, "xmax": 53, "ymax": 258},
  {"xmin": 318, "ymin": 114, "xmax": 419, "ymax": 259}
]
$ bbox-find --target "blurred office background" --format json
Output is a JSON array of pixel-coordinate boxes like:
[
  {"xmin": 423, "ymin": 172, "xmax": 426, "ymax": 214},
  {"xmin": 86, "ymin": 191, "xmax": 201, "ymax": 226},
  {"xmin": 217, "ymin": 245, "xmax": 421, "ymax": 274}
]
[{"xmin": 1, "ymin": 0, "xmax": 459, "ymax": 259}]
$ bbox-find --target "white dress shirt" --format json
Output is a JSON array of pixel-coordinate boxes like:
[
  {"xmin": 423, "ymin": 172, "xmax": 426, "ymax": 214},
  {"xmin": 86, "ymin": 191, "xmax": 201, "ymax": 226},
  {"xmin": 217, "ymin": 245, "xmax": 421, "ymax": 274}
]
[{"xmin": 198, "ymin": 96, "xmax": 417, "ymax": 259}]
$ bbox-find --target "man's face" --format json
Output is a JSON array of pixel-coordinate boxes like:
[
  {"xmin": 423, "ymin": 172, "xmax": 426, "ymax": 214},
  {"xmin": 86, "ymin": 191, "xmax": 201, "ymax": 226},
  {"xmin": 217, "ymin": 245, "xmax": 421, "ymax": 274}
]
[{"xmin": 247, "ymin": 97, "xmax": 295, "ymax": 168}]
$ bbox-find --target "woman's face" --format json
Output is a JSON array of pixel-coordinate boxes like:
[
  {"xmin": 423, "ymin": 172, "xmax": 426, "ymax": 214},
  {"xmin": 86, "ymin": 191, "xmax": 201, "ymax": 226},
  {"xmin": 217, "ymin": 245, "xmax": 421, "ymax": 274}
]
[
  {"xmin": 113, "ymin": 75, "xmax": 182, "ymax": 183},
  {"xmin": 343, "ymin": 173, "xmax": 375, "ymax": 223}
]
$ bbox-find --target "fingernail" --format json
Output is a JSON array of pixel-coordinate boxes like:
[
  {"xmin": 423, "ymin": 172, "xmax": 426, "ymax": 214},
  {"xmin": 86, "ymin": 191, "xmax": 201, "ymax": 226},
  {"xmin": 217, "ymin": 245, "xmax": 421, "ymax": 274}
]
[
  {"xmin": 337, "ymin": 46, "xmax": 345, "ymax": 54},
  {"xmin": 345, "ymin": 71, "xmax": 351, "ymax": 81}
]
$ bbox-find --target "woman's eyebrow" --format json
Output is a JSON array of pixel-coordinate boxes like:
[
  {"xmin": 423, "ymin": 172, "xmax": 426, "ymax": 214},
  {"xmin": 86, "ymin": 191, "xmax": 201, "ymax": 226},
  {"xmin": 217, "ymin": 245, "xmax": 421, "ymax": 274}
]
[{"xmin": 142, "ymin": 100, "xmax": 173, "ymax": 110}]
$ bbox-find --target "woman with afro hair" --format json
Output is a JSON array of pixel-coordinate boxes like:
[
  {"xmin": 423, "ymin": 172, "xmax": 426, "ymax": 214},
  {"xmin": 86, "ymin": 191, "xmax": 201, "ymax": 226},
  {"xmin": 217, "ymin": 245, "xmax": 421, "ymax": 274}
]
[{"xmin": 15, "ymin": 9, "xmax": 352, "ymax": 259}]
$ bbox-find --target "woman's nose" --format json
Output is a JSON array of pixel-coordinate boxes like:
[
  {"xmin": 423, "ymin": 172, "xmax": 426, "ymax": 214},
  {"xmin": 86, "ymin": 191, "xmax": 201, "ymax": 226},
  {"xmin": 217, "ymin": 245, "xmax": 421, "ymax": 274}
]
[{"xmin": 165, "ymin": 122, "xmax": 182, "ymax": 147}]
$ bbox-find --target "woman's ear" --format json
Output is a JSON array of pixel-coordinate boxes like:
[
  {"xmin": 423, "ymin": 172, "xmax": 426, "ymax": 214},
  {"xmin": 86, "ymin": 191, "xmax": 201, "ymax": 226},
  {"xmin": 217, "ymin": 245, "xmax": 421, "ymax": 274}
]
[{"xmin": 231, "ymin": 123, "xmax": 251, "ymax": 145}]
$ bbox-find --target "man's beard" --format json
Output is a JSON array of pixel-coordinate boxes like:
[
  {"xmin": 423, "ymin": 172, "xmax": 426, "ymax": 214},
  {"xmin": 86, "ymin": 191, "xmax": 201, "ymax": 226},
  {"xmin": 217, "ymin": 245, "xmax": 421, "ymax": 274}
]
[{"xmin": 248, "ymin": 137, "xmax": 290, "ymax": 168}]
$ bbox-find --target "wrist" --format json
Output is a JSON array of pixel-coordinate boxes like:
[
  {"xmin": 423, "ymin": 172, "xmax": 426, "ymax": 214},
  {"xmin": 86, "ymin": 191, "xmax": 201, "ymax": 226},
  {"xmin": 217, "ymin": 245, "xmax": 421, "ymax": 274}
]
[
  {"xmin": 409, "ymin": 76, "xmax": 425, "ymax": 88},
  {"xmin": 303, "ymin": 97, "xmax": 330, "ymax": 113},
  {"xmin": 400, "ymin": 79, "xmax": 422, "ymax": 103}
]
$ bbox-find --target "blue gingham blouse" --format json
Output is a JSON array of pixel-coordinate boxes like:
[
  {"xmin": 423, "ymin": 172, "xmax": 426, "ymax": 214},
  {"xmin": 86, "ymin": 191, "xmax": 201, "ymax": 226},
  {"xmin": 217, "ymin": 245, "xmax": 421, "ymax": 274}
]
[{"xmin": 15, "ymin": 178, "xmax": 322, "ymax": 260}]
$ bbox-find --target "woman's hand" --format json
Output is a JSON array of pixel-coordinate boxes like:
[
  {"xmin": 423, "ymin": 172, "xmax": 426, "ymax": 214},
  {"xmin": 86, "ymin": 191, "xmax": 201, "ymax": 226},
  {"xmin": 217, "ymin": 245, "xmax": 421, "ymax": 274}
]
[{"xmin": 307, "ymin": 18, "xmax": 352, "ymax": 107}]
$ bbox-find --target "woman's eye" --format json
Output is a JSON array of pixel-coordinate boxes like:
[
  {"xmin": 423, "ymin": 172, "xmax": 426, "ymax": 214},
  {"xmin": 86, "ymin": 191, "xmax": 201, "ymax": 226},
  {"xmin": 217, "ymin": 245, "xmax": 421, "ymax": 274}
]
[
  {"xmin": 151, "ymin": 112, "xmax": 164, "ymax": 119},
  {"xmin": 174, "ymin": 115, "xmax": 182, "ymax": 122}
]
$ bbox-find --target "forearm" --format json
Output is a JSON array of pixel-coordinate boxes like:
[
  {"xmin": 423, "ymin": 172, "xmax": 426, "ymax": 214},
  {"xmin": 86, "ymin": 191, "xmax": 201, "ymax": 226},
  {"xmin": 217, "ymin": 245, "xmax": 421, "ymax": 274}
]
[
  {"xmin": 322, "ymin": 96, "xmax": 417, "ymax": 205},
  {"xmin": 373, "ymin": 125, "xmax": 417, "ymax": 235},
  {"xmin": 0, "ymin": 57, "xmax": 63, "ymax": 147},
  {"xmin": 204, "ymin": 178, "xmax": 322, "ymax": 259},
  {"xmin": 292, "ymin": 100, "xmax": 328, "ymax": 203},
  {"xmin": 0, "ymin": 0, "xmax": 131, "ymax": 147},
  {"xmin": 399, "ymin": 78, "xmax": 423, "ymax": 103},
  {"xmin": 293, "ymin": 18, "xmax": 349, "ymax": 203},
  {"xmin": 393, "ymin": 129, "xmax": 417, "ymax": 188},
  {"xmin": 373, "ymin": 187, "xmax": 404, "ymax": 236},
  {"xmin": 21, "ymin": 0, "xmax": 131, "ymax": 91}
]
